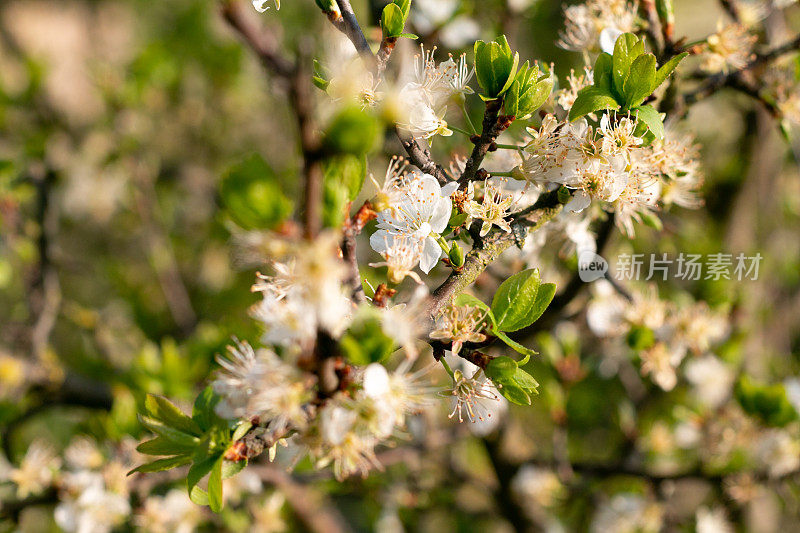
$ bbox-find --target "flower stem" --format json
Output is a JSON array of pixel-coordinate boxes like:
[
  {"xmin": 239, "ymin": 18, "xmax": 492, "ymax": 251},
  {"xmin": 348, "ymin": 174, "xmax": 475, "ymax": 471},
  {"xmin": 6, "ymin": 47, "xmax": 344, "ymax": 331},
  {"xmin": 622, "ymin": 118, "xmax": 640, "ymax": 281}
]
[
  {"xmin": 449, "ymin": 124, "xmax": 473, "ymax": 137},
  {"xmin": 494, "ymin": 143, "xmax": 522, "ymax": 150},
  {"xmin": 462, "ymin": 103, "xmax": 477, "ymax": 134},
  {"xmin": 489, "ymin": 170, "xmax": 515, "ymax": 177},
  {"xmin": 439, "ymin": 357, "xmax": 455, "ymax": 379}
]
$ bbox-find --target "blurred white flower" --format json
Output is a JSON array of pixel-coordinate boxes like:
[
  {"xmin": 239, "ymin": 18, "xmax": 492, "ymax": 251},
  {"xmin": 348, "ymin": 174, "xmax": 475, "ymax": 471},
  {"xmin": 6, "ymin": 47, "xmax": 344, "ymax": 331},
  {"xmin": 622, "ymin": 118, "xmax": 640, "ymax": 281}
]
[
  {"xmin": 696, "ymin": 506, "xmax": 733, "ymax": 533},
  {"xmin": 684, "ymin": 355, "xmax": 734, "ymax": 409},
  {"xmin": 8, "ymin": 440, "xmax": 61, "ymax": 498}
]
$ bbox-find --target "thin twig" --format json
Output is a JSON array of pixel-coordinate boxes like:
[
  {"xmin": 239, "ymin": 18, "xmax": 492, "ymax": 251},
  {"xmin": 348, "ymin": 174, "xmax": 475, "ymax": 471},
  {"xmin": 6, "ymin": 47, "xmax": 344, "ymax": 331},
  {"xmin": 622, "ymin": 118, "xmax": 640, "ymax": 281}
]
[
  {"xmin": 332, "ymin": 0, "xmax": 372, "ymax": 59},
  {"xmin": 458, "ymin": 99, "xmax": 511, "ymax": 187},
  {"xmin": 396, "ymin": 128, "xmax": 451, "ymax": 185}
]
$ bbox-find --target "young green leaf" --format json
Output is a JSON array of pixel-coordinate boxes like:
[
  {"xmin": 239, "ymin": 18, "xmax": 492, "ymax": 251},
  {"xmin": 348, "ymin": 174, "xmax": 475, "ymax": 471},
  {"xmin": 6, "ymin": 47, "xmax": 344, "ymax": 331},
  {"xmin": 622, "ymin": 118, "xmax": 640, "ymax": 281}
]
[
  {"xmin": 496, "ymin": 380, "xmax": 531, "ymax": 405},
  {"xmin": 568, "ymin": 86, "xmax": 620, "ymax": 121},
  {"xmin": 633, "ymin": 104, "xmax": 665, "ymax": 139},
  {"xmin": 491, "ymin": 268, "xmax": 544, "ymax": 332},
  {"xmin": 494, "ymin": 331, "xmax": 537, "ymax": 363},
  {"xmin": 145, "ymin": 394, "xmax": 203, "ymax": 436},
  {"xmin": 208, "ymin": 456, "xmax": 224, "ymax": 513},
  {"xmin": 653, "ymin": 52, "xmax": 688, "ymax": 90},
  {"xmin": 484, "ymin": 355, "xmax": 518, "ymax": 381},
  {"xmin": 623, "ymin": 54, "xmax": 656, "ymax": 108},
  {"xmin": 128, "ymin": 455, "xmax": 191, "ymax": 475},
  {"xmin": 514, "ymin": 367, "xmax": 539, "ymax": 394},
  {"xmin": 381, "ymin": 3, "xmax": 404, "ymax": 38},
  {"xmin": 222, "ymin": 459, "xmax": 248, "ymax": 480},
  {"xmin": 136, "ymin": 436, "xmax": 196, "ymax": 457},
  {"xmin": 527, "ymin": 282, "xmax": 556, "ymax": 326},
  {"xmin": 138, "ymin": 415, "xmax": 200, "ymax": 448}
]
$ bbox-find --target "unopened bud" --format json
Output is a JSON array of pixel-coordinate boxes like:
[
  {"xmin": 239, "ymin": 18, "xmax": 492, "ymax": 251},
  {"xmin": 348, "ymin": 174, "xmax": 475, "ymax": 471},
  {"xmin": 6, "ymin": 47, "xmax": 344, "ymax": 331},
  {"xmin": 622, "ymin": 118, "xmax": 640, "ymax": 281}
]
[
  {"xmin": 557, "ymin": 186, "xmax": 572, "ymax": 204},
  {"xmin": 448, "ymin": 243, "xmax": 465, "ymax": 268}
]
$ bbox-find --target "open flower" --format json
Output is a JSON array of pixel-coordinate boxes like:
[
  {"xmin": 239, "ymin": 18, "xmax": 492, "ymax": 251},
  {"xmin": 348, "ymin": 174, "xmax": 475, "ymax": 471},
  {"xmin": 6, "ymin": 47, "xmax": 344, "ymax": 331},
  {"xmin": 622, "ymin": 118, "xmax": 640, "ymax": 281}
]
[
  {"xmin": 464, "ymin": 177, "xmax": 528, "ymax": 236},
  {"xmin": 429, "ymin": 304, "xmax": 489, "ymax": 355},
  {"xmin": 370, "ymin": 173, "xmax": 453, "ymax": 274},
  {"xmin": 442, "ymin": 368, "xmax": 500, "ymax": 423}
]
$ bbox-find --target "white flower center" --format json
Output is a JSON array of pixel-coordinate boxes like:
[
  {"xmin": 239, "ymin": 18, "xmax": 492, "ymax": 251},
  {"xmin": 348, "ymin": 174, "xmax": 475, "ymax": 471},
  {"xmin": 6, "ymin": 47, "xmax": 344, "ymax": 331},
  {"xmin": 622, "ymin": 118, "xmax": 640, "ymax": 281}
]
[{"xmin": 414, "ymin": 221, "xmax": 432, "ymax": 238}]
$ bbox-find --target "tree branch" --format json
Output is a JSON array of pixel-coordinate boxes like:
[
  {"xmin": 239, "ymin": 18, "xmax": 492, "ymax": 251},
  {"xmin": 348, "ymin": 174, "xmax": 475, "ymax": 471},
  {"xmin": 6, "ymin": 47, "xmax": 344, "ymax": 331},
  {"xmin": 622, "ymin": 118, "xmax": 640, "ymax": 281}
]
[
  {"xmin": 458, "ymin": 99, "xmax": 512, "ymax": 187},
  {"xmin": 396, "ymin": 128, "xmax": 451, "ymax": 185},
  {"xmin": 331, "ymin": 0, "xmax": 372, "ymax": 60}
]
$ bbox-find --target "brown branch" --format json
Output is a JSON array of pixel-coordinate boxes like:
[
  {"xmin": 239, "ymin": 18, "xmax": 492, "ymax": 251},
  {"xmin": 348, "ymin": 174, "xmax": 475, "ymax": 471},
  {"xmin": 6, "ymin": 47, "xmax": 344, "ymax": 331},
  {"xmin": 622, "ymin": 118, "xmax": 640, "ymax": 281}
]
[
  {"xmin": 341, "ymin": 201, "xmax": 376, "ymax": 303},
  {"xmin": 220, "ymin": 0, "xmax": 294, "ymax": 78},
  {"xmin": 458, "ymin": 99, "xmax": 512, "ymax": 187},
  {"xmin": 376, "ymin": 37, "xmax": 397, "ymax": 78},
  {"xmin": 396, "ymin": 128, "xmax": 451, "ymax": 185},
  {"xmin": 331, "ymin": 0, "xmax": 372, "ymax": 60},
  {"xmin": 222, "ymin": 0, "xmax": 323, "ymax": 238},
  {"xmin": 683, "ymin": 34, "xmax": 800, "ymax": 110}
]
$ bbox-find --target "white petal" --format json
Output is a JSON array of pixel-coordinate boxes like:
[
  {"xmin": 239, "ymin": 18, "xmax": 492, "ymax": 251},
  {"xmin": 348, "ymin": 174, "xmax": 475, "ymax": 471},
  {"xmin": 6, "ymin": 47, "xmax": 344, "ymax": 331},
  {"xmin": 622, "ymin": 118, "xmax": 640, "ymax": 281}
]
[
  {"xmin": 370, "ymin": 230, "xmax": 395, "ymax": 253},
  {"xmin": 363, "ymin": 363, "xmax": 390, "ymax": 399},
  {"xmin": 419, "ymin": 237, "xmax": 442, "ymax": 273},
  {"xmin": 440, "ymin": 181, "xmax": 460, "ymax": 197},
  {"xmin": 429, "ymin": 196, "xmax": 452, "ymax": 233},
  {"xmin": 599, "ymin": 26, "xmax": 624, "ymax": 55},
  {"xmin": 566, "ymin": 190, "xmax": 591, "ymax": 213}
]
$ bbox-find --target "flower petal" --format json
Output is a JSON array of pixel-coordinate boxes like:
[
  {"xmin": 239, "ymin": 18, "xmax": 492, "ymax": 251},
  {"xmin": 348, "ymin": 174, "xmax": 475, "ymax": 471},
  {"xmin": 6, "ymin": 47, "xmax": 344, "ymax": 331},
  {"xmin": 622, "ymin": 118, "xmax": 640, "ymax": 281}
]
[{"xmin": 419, "ymin": 237, "xmax": 442, "ymax": 273}]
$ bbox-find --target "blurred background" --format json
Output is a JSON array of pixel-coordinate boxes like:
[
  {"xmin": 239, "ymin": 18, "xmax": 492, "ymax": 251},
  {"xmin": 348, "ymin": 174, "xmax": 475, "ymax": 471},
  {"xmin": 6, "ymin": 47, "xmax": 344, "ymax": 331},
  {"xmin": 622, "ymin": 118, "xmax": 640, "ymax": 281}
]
[{"xmin": 1, "ymin": 0, "xmax": 800, "ymax": 531}]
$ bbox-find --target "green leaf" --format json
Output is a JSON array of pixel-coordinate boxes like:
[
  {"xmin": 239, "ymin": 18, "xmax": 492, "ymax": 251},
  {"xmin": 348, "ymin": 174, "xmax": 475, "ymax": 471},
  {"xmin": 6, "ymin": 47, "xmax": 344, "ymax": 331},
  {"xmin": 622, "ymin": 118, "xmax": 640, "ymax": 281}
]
[
  {"xmin": 484, "ymin": 355, "xmax": 518, "ymax": 381},
  {"xmin": 568, "ymin": 86, "xmax": 620, "ymax": 121},
  {"xmin": 136, "ymin": 436, "xmax": 196, "ymax": 457},
  {"xmin": 496, "ymin": 381, "xmax": 531, "ymax": 405},
  {"xmin": 593, "ymin": 53, "xmax": 614, "ymax": 93},
  {"xmin": 514, "ymin": 368, "xmax": 539, "ymax": 394},
  {"xmin": 504, "ymin": 79, "xmax": 520, "ymax": 117},
  {"xmin": 612, "ymin": 33, "xmax": 643, "ymax": 98},
  {"xmin": 392, "ymin": 0, "xmax": 411, "ymax": 18},
  {"xmin": 623, "ymin": 54, "xmax": 656, "ymax": 108},
  {"xmin": 208, "ymin": 456, "xmax": 224, "ymax": 513},
  {"xmin": 323, "ymin": 106, "xmax": 379, "ymax": 155},
  {"xmin": 219, "ymin": 154, "xmax": 294, "ymax": 231},
  {"xmin": 187, "ymin": 452, "xmax": 221, "ymax": 506},
  {"xmin": 231, "ymin": 421, "xmax": 252, "ymax": 442},
  {"xmin": 190, "ymin": 486, "xmax": 209, "ymax": 506},
  {"xmin": 736, "ymin": 377, "xmax": 798, "ymax": 427},
  {"xmin": 192, "ymin": 386, "xmax": 224, "ymax": 432},
  {"xmin": 474, "ymin": 36, "xmax": 519, "ymax": 99},
  {"xmin": 322, "ymin": 154, "xmax": 367, "ymax": 228},
  {"xmin": 494, "ymin": 331, "xmax": 537, "ymax": 363},
  {"xmin": 653, "ymin": 52, "xmax": 688, "ymax": 90},
  {"xmin": 633, "ymin": 104, "xmax": 664, "ymax": 139},
  {"xmin": 527, "ymin": 282, "xmax": 556, "ymax": 326},
  {"xmin": 145, "ymin": 394, "xmax": 203, "ymax": 436},
  {"xmin": 139, "ymin": 415, "xmax": 200, "ymax": 448},
  {"xmin": 128, "ymin": 455, "xmax": 191, "ymax": 475},
  {"xmin": 339, "ymin": 308, "xmax": 395, "ymax": 365},
  {"xmin": 491, "ymin": 268, "xmax": 544, "ymax": 332},
  {"xmin": 381, "ymin": 3, "xmax": 404, "ymax": 38},
  {"xmin": 222, "ymin": 459, "xmax": 247, "ymax": 480},
  {"xmin": 398, "ymin": 33, "xmax": 418, "ymax": 39}
]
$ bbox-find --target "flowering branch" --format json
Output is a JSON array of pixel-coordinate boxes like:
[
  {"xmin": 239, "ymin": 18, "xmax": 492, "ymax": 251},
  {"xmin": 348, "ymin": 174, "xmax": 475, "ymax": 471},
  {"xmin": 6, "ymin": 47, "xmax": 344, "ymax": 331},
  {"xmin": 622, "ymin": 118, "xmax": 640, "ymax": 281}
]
[
  {"xmin": 426, "ymin": 190, "xmax": 565, "ymax": 317},
  {"xmin": 683, "ymin": 33, "xmax": 800, "ymax": 110}
]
